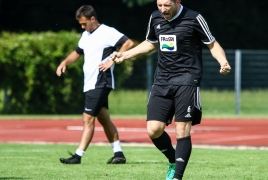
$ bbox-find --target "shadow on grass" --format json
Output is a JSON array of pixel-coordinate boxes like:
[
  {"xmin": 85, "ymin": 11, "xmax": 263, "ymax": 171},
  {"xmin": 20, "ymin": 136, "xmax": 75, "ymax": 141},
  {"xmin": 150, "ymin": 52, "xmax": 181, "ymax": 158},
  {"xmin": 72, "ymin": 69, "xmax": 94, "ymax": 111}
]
[{"xmin": 0, "ymin": 178, "xmax": 28, "ymax": 180}]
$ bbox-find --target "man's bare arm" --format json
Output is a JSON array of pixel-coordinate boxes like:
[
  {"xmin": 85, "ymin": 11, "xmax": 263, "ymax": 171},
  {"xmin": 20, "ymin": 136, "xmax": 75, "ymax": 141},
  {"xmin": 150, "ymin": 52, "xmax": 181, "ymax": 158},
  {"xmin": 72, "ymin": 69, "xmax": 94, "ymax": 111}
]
[
  {"xmin": 118, "ymin": 39, "xmax": 134, "ymax": 52},
  {"xmin": 207, "ymin": 41, "xmax": 231, "ymax": 75},
  {"xmin": 56, "ymin": 51, "xmax": 80, "ymax": 76},
  {"xmin": 111, "ymin": 40, "xmax": 157, "ymax": 63}
]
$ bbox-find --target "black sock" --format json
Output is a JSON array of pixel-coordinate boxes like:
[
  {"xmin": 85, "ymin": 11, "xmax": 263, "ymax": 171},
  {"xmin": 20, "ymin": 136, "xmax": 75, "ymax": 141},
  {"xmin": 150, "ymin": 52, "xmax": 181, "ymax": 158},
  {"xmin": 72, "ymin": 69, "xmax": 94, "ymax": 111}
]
[
  {"xmin": 151, "ymin": 131, "xmax": 175, "ymax": 163},
  {"xmin": 174, "ymin": 136, "xmax": 192, "ymax": 179},
  {"xmin": 114, "ymin": 151, "xmax": 124, "ymax": 157}
]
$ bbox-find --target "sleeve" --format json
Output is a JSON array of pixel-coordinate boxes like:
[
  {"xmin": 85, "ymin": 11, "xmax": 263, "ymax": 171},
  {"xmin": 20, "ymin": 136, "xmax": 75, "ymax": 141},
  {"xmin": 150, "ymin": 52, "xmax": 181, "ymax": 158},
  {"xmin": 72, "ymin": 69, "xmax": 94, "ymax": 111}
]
[
  {"xmin": 106, "ymin": 27, "xmax": 125, "ymax": 47},
  {"xmin": 114, "ymin": 35, "xmax": 129, "ymax": 49},
  {"xmin": 145, "ymin": 15, "xmax": 158, "ymax": 43},
  {"xmin": 75, "ymin": 47, "xmax": 84, "ymax": 55},
  {"xmin": 194, "ymin": 14, "xmax": 215, "ymax": 44}
]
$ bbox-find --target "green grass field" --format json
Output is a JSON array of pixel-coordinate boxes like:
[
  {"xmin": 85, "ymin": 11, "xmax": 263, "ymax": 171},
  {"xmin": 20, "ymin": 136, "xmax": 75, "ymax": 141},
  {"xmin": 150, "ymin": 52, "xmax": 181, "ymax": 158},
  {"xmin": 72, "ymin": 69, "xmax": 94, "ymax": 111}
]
[
  {"xmin": 108, "ymin": 89, "xmax": 268, "ymax": 118},
  {"xmin": 1, "ymin": 89, "xmax": 268, "ymax": 118},
  {"xmin": 0, "ymin": 144, "xmax": 267, "ymax": 180},
  {"xmin": 0, "ymin": 90, "xmax": 267, "ymax": 179}
]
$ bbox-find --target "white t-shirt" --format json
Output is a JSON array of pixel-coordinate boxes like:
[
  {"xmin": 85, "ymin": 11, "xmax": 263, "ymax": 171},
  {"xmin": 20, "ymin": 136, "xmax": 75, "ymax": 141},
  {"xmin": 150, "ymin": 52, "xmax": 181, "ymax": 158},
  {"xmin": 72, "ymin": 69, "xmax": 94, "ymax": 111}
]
[{"xmin": 78, "ymin": 24, "xmax": 127, "ymax": 92}]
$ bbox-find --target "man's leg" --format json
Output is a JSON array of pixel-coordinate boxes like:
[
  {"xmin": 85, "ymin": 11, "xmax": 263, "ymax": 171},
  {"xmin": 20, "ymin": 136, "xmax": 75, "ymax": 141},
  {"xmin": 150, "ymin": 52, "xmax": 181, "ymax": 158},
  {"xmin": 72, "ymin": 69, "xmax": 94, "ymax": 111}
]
[
  {"xmin": 97, "ymin": 107, "xmax": 126, "ymax": 164},
  {"xmin": 59, "ymin": 112, "xmax": 96, "ymax": 164},
  {"xmin": 147, "ymin": 120, "xmax": 176, "ymax": 180},
  {"xmin": 147, "ymin": 120, "xmax": 175, "ymax": 162},
  {"xmin": 173, "ymin": 121, "xmax": 192, "ymax": 180},
  {"xmin": 77, "ymin": 112, "xmax": 96, "ymax": 150}
]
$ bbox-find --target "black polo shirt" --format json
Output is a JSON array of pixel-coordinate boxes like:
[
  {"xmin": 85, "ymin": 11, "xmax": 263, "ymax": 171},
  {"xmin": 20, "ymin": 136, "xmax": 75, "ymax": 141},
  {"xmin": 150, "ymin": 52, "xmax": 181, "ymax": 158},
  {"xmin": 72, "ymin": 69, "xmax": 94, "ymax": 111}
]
[{"xmin": 146, "ymin": 5, "xmax": 215, "ymax": 86}]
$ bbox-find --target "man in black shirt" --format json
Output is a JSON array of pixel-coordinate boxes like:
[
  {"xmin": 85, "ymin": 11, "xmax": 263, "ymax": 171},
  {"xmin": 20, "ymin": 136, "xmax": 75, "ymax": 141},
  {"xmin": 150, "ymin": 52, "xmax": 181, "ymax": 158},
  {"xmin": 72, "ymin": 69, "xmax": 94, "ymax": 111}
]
[{"xmin": 101, "ymin": 0, "xmax": 231, "ymax": 179}]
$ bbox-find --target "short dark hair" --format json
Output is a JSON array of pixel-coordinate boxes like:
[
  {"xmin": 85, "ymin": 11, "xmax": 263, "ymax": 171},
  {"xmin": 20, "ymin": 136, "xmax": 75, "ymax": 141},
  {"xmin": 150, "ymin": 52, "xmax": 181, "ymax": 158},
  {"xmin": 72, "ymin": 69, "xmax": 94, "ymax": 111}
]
[{"xmin": 76, "ymin": 5, "xmax": 97, "ymax": 20}]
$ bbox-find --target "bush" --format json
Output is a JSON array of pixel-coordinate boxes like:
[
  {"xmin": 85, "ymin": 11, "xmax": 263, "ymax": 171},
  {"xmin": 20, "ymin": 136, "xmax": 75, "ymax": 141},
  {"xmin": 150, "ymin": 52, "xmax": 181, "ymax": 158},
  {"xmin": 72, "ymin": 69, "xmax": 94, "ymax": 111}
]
[{"xmin": 0, "ymin": 31, "xmax": 135, "ymax": 114}]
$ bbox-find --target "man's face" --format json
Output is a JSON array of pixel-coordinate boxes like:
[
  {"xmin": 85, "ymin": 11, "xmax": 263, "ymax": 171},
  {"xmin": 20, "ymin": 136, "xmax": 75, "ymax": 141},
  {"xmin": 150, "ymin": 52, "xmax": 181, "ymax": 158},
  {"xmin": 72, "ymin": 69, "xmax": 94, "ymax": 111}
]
[
  {"xmin": 78, "ymin": 16, "xmax": 92, "ymax": 32},
  {"xmin": 157, "ymin": 0, "xmax": 180, "ymax": 20}
]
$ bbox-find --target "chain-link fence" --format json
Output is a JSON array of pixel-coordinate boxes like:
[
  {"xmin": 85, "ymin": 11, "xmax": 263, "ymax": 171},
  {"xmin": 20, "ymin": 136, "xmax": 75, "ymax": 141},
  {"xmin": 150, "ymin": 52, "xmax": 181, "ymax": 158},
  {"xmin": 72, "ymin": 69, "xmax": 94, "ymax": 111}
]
[
  {"xmin": 122, "ymin": 49, "xmax": 268, "ymax": 90},
  {"xmin": 202, "ymin": 49, "xmax": 268, "ymax": 90}
]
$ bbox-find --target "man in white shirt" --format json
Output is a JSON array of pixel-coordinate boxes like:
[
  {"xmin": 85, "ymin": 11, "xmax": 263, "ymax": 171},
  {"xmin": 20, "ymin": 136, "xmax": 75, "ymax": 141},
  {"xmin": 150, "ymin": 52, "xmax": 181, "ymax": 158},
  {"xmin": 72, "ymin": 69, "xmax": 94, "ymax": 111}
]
[{"xmin": 56, "ymin": 5, "xmax": 134, "ymax": 165}]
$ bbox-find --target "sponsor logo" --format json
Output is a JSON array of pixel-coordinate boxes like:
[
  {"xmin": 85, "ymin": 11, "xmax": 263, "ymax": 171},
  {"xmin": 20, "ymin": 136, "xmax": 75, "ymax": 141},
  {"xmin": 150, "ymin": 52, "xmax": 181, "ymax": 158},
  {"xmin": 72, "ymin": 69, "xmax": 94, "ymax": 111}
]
[
  {"xmin": 160, "ymin": 37, "xmax": 174, "ymax": 41},
  {"xmin": 85, "ymin": 108, "xmax": 92, "ymax": 111},
  {"xmin": 157, "ymin": 24, "xmax": 161, "ymax": 29},
  {"xmin": 162, "ymin": 43, "xmax": 175, "ymax": 50},
  {"xmin": 159, "ymin": 35, "xmax": 177, "ymax": 51},
  {"xmin": 160, "ymin": 149, "xmax": 168, "ymax": 152}
]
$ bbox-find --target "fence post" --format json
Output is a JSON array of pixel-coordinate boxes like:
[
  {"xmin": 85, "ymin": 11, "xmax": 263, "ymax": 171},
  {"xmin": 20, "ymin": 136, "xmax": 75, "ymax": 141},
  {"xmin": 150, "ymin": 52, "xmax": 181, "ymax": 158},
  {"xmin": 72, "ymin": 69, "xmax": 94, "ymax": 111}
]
[{"xmin": 235, "ymin": 49, "xmax": 242, "ymax": 114}]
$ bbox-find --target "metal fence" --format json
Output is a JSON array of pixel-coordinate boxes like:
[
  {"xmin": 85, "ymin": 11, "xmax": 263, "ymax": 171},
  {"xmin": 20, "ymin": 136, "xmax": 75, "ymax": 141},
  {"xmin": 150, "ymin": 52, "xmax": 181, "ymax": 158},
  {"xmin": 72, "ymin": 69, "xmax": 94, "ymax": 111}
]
[
  {"xmin": 201, "ymin": 49, "xmax": 268, "ymax": 90},
  {"xmin": 125, "ymin": 49, "xmax": 268, "ymax": 90},
  {"xmin": 140, "ymin": 49, "xmax": 268, "ymax": 90},
  {"xmin": 134, "ymin": 49, "xmax": 268, "ymax": 115}
]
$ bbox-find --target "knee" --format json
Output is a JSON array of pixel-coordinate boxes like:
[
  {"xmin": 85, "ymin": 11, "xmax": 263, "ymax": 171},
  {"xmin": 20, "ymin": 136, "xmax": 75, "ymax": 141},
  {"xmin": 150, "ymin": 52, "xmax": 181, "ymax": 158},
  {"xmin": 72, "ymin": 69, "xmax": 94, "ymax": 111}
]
[
  {"xmin": 175, "ymin": 122, "xmax": 191, "ymax": 138},
  {"xmin": 147, "ymin": 123, "xmax": 165, "ymax": 139},
  {"xmin": 83, "ymin": 113, "xmax": 95, "ymax": 125}
]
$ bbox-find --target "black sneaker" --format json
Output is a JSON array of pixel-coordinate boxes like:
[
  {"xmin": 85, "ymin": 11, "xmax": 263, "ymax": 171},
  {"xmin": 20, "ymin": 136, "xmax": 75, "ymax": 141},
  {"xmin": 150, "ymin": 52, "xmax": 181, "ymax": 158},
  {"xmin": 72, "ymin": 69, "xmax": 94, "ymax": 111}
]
[
  {"xmin": 60, "ymin": 151, "xmax": 81, "ymax": 164},
  {"xmin": 107, "ymin": 156, "xmax": 126, "ymax": 164}
]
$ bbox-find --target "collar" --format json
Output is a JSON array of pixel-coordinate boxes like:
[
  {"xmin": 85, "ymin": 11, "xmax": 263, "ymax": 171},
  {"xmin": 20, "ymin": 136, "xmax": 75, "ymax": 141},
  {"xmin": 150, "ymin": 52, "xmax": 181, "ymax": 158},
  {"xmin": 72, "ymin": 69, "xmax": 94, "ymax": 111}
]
[
  {"xmin": 168, "ymin": 4, "xmax": 183, "ymax": 22},
  {"xmin": 90, "ymin": 24, "xmax": 101, "ymax": 34}
]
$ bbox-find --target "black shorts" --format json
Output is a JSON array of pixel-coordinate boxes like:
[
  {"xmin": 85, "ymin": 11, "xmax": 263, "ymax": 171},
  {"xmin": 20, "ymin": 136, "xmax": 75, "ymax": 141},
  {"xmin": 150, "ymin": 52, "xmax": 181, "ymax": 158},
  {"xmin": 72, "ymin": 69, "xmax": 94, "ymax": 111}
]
[
  {"xmin": 147, "ymin": 85, "xmax": 202, "ymax": 125},
  {"xmin": 84, "ymin": 88, "xmax": 112, "ymax": 116}
]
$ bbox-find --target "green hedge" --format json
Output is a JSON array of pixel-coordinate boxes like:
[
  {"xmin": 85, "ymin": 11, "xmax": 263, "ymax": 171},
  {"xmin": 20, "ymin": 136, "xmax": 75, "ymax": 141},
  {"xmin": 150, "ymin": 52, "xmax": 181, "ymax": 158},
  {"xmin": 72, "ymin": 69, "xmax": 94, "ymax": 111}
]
[{"xmin": 0, "ymin": 31, "xmax": 134, "ymax": 114}]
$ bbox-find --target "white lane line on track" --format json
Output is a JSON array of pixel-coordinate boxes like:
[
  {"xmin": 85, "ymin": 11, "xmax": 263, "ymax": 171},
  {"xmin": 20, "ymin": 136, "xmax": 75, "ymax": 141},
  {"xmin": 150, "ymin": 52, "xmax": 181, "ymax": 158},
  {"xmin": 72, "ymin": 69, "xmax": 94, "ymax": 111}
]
[
  {"xmin": 67, "ymin": 126, "xmax": 174, "ymax": 132},
  {"xmin": 0, "ymin": 125, "xmax": 240, "ymax": 132},
  {"xmin": 206, "ymin": 135, "xmax": 268, "ymax": 143},
  {"xmin": 66, "ymin": 126, "xmax": 240, "ymax": 132},
  {"xmin": 192, "ymin": 126, "xmax": 240, "ymax": 131}
]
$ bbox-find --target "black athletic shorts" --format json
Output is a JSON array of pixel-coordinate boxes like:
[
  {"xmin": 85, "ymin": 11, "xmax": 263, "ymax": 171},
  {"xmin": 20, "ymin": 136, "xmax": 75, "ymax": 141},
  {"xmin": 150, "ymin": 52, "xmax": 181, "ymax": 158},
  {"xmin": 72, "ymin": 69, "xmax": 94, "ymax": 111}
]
[
  {"xmin": 84, "ymin": 88, "xmax": 112, "ymax": 116},
  {"xmin": 147, "ymin": 85, "xmax": 202, "ymax": 126}
]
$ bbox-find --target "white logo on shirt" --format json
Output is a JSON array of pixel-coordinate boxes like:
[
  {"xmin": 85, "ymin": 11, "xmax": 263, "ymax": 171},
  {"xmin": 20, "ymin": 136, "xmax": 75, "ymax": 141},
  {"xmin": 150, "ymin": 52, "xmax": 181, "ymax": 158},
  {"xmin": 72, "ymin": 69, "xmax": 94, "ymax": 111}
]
[
  {"xmin": 157, "ymin": 24, "xmax": 161, "ymax": 29},
  {"xmin": 159, "ymin": 35, "xmax": 177, "ymax": 51}
]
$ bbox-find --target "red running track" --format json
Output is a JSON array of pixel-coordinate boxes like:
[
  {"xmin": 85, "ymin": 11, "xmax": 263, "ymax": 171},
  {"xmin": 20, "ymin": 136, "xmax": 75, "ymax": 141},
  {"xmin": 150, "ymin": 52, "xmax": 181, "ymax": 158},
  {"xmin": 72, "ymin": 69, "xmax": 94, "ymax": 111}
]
[{"xmin": 0, "ymin": 119, "xmax": 268, "ymax": 147}]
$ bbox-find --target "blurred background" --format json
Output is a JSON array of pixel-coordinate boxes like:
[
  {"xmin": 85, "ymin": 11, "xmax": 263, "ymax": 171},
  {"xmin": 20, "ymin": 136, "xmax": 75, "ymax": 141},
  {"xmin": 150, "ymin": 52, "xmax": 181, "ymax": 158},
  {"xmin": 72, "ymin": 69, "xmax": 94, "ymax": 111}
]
[{"xmin": 0, "ymin": 0, "xmax": 267, "ymax": 116}]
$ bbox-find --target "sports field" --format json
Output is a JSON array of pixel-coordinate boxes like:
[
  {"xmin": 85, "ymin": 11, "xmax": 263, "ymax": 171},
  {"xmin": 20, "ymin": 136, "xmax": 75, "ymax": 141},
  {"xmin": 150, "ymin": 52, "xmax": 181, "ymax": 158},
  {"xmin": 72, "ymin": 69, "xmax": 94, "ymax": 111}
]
[{"xmin": 0, "ymin": 117, "xmax": 268, "ymax": 179}]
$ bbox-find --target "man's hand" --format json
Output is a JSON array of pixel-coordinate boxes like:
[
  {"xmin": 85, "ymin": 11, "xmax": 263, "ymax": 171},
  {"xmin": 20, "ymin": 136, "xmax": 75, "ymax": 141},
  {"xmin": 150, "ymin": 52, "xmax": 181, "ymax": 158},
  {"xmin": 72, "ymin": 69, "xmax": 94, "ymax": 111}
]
[
  {"xmin": 99, "ymin": 60, "xmax": 115, "ymax": 72},
  {"xmin": 110, "ymin": 52, "xmax": 125, "ymax": 64},
  {"xmin": 220, "ymin": 62, "xmax": 231, "ymax": 75},
  {"xmin": 56, "ymin": 62, "xmax": 66, "ymax": 77}
]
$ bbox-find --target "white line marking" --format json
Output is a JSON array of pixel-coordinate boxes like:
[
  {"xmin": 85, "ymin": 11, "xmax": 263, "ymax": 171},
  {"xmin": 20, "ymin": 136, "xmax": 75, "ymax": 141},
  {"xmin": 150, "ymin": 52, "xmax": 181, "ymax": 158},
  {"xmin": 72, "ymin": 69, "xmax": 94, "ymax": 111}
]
[
  {"xmin": 192, "ymin": 126, "xmax": 240, "ymax": 131},
  {"xmin": 66, "ymin": 126, "xmax": 240, "ymax": 132},
  {"xmin": 206, "ymin": 135, "xmax": 268, "ymax": 143},
  {"xmin": 67, "ymin": 126, "xmax": 175, "ymax": 133}
]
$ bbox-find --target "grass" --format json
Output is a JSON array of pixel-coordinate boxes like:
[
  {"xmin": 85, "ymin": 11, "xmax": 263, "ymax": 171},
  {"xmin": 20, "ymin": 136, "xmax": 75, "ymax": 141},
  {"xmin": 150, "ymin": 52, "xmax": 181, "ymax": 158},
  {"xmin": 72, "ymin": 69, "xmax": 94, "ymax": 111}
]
[
  {"xmin": 109, "ymin": 90, "xmax": 148, "ymax": 115},
  {"xmin": 200, "ymin": 89, "xmax": 268, "ymax": 116},
  {"xmin": 0, "ymin": 143, "xmax": 267, "ymax": 180},
  {"xmin": 108, "ymin": 89, "xmax": 268, "ymax": 118},
  {"xmin": 0, "ymin": 89, "xmax": 268, "ymax": 119},
  {"xmin": 0, "ymin": 90, "xmax": 267, "ymax": 179}
]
